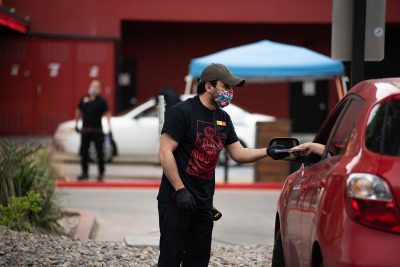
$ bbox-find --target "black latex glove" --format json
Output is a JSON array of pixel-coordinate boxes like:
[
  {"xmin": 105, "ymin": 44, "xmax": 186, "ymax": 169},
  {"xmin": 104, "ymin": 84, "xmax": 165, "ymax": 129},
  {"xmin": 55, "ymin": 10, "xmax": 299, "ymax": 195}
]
[
  {"xmin": 175, "ymin": 188, "xmax": 196, "ymax": 212},
  {"xmin": 212, "ymin": 206, "xmax": 222, "ymax": 221},
  {"xmin": 75, "ymin": 125, "xmax": 81, "ymax": 133},
  {"xmin": 267, "ymin": 145, "xmax": 289, "ymax": 160}
]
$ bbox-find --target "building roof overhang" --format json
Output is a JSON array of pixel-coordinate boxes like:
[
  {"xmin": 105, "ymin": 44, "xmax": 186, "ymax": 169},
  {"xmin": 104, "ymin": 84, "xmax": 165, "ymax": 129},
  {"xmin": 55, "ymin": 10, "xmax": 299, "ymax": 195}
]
[{"xmin": 0, "ymin": 6, "xmax": 29, "ymax": 34}]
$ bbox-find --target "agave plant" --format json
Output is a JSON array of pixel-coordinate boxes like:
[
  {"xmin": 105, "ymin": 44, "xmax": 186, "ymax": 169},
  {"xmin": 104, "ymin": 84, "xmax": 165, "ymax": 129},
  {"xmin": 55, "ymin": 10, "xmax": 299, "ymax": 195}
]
[{"xmin": 0, "ymin": 140, "xmax": 64, "ymax": 233}]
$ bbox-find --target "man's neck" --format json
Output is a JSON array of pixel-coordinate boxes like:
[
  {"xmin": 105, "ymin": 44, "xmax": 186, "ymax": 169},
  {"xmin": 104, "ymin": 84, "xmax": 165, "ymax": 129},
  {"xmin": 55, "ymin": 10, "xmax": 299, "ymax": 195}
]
[{"xmin": 199, "ymin": 93, "xmax": 217, "ymax": 111}]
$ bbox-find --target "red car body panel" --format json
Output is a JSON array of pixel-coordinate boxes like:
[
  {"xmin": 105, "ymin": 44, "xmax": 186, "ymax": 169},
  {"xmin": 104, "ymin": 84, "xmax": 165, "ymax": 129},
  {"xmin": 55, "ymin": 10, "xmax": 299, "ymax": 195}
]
[{"xmin": 276, "ymin": 78, "xmax": 400, "ymax": 267}]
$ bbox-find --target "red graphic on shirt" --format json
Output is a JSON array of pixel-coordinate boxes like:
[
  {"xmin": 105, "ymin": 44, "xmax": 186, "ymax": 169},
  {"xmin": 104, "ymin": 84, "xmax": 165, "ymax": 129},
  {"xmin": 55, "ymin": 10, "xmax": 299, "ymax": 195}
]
[{"xmin": 186, "ymin": 120, "xmax": 226, "ymax": 180}]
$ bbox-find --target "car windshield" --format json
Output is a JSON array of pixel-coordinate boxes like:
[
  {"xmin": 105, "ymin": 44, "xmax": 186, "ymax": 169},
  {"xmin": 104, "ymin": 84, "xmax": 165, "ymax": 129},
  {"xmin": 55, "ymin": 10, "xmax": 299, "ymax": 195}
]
[{"xmin": 365, "ymin": 98, "xmax": 400, "ymax": 156}]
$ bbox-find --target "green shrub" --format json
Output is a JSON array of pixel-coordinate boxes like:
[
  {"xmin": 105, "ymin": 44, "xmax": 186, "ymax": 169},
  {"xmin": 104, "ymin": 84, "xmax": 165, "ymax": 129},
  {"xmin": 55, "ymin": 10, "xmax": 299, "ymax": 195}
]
[
  {"xmin": 0, "ymin": 191, "xmax": 41, "ymax": 231},
  {"xmin": 0, "ymin": 140, "xmax": 64, "ymax": 234}
]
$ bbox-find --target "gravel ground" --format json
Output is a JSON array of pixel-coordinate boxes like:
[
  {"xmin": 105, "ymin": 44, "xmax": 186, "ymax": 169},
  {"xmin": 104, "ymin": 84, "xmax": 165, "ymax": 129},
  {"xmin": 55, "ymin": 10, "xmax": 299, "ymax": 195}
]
[{"xmin": 0, "ymin": 225, "xmax": 273, "ymax": 266}]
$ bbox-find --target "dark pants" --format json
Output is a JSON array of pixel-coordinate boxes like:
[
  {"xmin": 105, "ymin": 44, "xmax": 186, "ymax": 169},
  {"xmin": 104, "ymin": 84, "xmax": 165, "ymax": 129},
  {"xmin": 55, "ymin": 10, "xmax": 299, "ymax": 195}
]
[
  {"xmin": 158, "ymin": 203, "xmax": 214, "ymax": 267},
  {"xmin": 80, "ymin": 131, "xmax": 104, "ymax": 176}
]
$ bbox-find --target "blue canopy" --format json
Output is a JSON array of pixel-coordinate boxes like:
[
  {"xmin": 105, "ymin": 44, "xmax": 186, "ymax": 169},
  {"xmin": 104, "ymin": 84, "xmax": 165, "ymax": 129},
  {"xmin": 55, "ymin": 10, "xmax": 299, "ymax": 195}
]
[{"xmin": 189, "ymin": 40, "xmax": 344, "ymax": 81}]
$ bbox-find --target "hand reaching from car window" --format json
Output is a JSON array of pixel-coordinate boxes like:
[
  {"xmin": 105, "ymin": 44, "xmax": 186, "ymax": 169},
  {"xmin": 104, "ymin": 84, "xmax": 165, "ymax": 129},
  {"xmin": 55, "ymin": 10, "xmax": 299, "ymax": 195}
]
[{"xmin": 292, "ymin": 142, "xmax": 325, "ymax": 157}]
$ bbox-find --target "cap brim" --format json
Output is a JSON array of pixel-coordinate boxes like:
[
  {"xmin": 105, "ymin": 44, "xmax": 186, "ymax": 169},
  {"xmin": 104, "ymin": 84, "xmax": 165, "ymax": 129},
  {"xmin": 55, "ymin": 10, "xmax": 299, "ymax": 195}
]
[{"xmin": 222, "ymin": 75, "xmax": 245, "ymax": 87}]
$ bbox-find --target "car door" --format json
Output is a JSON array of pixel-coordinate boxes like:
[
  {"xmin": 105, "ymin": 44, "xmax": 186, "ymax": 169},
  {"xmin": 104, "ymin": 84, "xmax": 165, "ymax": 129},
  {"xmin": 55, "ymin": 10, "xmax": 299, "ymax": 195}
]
[
  {"xmin": 283, "ymin": 98, "xmax": 347, "ymax": 267},
  {"xmin": 299, "ymin": 96, "xmax": 364, "ymax": 266},
  {"xmin": 115, "ymin": 99, "xmax": 160, "ymax": 157}
]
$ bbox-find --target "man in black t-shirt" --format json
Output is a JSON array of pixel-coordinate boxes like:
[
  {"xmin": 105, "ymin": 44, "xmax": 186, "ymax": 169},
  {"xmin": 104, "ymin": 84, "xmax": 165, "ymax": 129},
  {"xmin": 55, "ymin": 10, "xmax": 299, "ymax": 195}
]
[
  {"xmin": 157, "ymin": 63, "xmax": 271, "ymax": 266},
  {"xmin": 75, "ymin": 80, "xmax": 111, "ymax": 181}
]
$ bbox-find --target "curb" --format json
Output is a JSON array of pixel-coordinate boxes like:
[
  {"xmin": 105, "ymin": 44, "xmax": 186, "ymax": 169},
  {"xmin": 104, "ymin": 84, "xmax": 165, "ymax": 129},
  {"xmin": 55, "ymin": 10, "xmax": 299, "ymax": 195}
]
[
  {"xmin": 64, "ymin": 208, "xmax": 96, "ymax": 241},
  {"xmin": 56, "ymin": 181, "xmax": 283, "ymax": 190}
]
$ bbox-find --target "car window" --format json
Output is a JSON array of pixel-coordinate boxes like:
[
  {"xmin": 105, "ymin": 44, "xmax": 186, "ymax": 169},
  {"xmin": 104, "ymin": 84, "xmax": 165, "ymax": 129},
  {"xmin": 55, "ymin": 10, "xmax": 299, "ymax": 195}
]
[
  {"xmin": 324, "ymin": 99, "xmax": 363, "ymax": 158},
  {"xmin": 365, "ymin": 98, "xmax": 400, "ymax": 156},
  {"xmin": 302, "ymin": 100, "xmax": 348, "ymax": 166},
  {"xmin": 135, "ymin": 105, "xmax": 158, "ymax": 119}
]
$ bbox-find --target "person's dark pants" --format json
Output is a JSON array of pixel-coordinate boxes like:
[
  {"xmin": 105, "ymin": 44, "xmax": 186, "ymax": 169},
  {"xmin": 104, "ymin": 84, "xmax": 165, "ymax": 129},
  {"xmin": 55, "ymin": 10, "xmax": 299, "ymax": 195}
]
[
  {"xmin": 158, "ymin": 202, "xmax": 214, "ymax": 267},
  {"xmin": 80, "ymin": 131, "xmax": 104, "ymax": 176}
]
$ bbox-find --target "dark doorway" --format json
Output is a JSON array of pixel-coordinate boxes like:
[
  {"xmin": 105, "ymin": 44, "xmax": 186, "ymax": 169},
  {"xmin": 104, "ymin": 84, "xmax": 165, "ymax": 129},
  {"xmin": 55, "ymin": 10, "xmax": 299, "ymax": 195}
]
[
  {"xmin": 117, "ymin": 57, "xmax": 137, "ymax": 113},
  {"xmin": 290, "ymin": 80, "xmax": 328, "ymax": 133}
]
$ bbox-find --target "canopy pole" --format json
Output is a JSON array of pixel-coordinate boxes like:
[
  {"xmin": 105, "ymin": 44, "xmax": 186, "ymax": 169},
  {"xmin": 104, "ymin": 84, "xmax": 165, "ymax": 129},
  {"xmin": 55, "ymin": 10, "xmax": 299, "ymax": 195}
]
[
  {"xmin": 335, "ymin": 76, "xmax": 345, "ymax": 100},
  {"xmin": 184, "ymin": 75, "xmax": 193, "ymax": 95}
]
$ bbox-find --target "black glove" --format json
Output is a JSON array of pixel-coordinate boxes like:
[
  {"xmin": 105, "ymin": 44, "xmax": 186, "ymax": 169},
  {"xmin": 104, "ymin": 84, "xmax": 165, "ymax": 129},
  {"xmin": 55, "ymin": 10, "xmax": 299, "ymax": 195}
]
[
  {"xmin": 175, "ymin": 188, "xmax": 196, "ymax": 212},
  {"xmin": 75, "ymin": 125, "xmax": 81, "ymax": 133},
  {"xmin": 212, "ymin": 206, "xmax": 222, "ymax": 221},
  {"xmin": 267, "ymin": 145, "xmax": 289, "ymax": 160}
]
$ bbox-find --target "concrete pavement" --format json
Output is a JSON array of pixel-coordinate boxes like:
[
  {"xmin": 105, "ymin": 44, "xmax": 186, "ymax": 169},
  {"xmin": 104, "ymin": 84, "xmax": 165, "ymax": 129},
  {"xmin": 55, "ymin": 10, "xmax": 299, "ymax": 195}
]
[
  {"xmin": 58, "ymin": 188, "xmax": 281, "ymax": 246},
  {"xmin": 55, "ymin": 159, "xmax": 282, "ymax": 246}
]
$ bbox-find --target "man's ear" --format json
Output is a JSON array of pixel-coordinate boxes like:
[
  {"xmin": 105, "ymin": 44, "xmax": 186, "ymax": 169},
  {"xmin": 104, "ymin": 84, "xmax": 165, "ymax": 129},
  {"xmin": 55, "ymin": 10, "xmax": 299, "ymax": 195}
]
[{"xmin": 204, "ymin": 82, "xmax": 213, "ymax": 93}]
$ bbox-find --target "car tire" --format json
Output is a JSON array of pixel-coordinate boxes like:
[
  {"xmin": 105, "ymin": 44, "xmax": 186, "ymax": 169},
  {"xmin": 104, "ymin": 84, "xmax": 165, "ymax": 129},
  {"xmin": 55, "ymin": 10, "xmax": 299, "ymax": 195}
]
[
  {"xmin": 88, "ymin": 141, "xmax": 115, "ymax": 163},
  {"xmin": 272, "ymin": 228, "xmax": 285, "ymax": 267}
]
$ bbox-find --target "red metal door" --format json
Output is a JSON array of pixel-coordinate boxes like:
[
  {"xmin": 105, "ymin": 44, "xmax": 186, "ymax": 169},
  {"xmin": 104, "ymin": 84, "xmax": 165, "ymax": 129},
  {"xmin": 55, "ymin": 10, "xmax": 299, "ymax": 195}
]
[
  {"xmin": 33, "ymin": 39, "xmax": 74, "ymax": 134},
  {"xmin": 0, "ymin": 39, "xmax": 35, "ymax": 134}
]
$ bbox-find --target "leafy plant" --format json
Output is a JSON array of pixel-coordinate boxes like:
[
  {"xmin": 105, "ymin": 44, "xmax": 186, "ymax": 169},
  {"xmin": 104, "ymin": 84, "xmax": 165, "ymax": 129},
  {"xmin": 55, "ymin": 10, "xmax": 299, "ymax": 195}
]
[
  {"xmin": 0, "ymin": 140, "xmax": 64, "ymax": 234},
  {"xmin": 0, "ymin": 140, "xmax": 38, "ymax": 204},
  {"xmin": 0, "ymin": 191, "xmax": 41, "ymax": 231}
]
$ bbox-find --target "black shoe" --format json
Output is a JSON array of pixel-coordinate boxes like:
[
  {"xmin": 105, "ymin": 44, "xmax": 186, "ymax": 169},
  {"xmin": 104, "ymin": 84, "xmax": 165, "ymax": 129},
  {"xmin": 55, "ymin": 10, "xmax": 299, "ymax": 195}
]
[
  {"xmin": 77, "ymin": 174, "xmax": 89, "ymax": 181},
  {"xmin": 97, "ymin": 174, "xmax": 104, "ymax": 182}
]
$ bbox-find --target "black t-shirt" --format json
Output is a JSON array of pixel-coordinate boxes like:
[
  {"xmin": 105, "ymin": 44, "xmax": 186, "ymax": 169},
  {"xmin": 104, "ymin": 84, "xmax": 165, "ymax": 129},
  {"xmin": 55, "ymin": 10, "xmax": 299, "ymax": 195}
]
[
  {"xmin": 78, "ymin": 95, "xmax": 109, "ymax": 129},
  {"xmin": 157, "ymin": 95, "xmax": 238, "ymax": 208}
]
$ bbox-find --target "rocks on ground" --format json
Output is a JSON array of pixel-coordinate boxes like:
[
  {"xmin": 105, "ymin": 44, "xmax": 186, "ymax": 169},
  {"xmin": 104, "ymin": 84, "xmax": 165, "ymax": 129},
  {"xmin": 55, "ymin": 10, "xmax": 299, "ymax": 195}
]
[{"xmin": 0, "ymin": 225, "xmax": 272, "ymax": 266}]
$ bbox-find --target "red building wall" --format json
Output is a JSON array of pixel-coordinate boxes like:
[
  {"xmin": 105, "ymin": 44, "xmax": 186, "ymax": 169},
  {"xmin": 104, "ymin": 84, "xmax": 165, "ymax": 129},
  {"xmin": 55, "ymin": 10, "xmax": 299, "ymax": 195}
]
[
  {"xmin": 0, "ymin": 37, "xmax": 115, "ymax": 134},
  {"xmin": 1, "ymin": 0, "xmax": 399, "ymax": 134},
  {"xmin": 5, "ymin": 0, "xmax": 399, "ymax": 38}
]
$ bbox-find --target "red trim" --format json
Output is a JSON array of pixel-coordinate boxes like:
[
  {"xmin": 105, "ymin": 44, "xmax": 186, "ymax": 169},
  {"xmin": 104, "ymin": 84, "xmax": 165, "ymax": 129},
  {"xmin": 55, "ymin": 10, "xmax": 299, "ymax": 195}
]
[
  {"xmin": 0, "ymin": 11, "xmax": 29, "ymax": 33},
  {"xmin": 56, "ymin": 181, "xmax": 283, "ymax": 190}
]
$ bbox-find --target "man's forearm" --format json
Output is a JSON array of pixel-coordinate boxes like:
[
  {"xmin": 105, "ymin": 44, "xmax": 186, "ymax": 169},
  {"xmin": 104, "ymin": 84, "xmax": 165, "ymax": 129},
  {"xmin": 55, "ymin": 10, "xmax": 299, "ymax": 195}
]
[
  {"xmin": 160, "ymin": 150, "xmax": 185, "ymax": 191},
  {"xmin": 232, "ymin": 147, "xmax": 268, "ymax": 164}
]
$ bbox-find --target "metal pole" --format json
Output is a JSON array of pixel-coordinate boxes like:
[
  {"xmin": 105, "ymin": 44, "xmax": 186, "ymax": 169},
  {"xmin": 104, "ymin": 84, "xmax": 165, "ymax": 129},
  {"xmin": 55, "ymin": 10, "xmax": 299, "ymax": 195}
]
[
  {"xmin": 351, "ymin": 0, "xmax": 367, "ymax": 87},
  {"xmin": 223, "ymin": 149, "xmax": 228, "ymax": 183}
]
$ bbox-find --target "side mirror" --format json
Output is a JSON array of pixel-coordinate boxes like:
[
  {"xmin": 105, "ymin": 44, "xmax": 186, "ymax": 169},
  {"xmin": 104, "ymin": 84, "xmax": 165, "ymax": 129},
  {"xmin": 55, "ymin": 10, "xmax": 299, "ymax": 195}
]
[
  {"xmin": 267, "ymin": 137, "xmax": 301, "ymax": 161},
  {"xmin": 268, "ymin": 137, "xmax": 300, "ymax": 148}
]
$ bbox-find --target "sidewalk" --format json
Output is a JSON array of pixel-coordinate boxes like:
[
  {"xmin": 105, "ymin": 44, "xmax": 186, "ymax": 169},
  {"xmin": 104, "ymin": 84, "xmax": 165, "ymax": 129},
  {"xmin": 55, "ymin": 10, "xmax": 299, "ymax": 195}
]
[{"xmin": 55, "ymin": 160, "xmax": 283, "ymax": 190}]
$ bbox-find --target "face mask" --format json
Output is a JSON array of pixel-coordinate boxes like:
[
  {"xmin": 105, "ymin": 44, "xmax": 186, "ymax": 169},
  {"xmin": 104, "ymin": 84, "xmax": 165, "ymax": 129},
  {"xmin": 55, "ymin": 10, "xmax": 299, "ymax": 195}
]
[
  {"xmin": 88, "ymin": 87, "xmax": 99, "ymax": 95},
  {"xmin": 213, "ymin": 89, "xmax": 233, "ymax": 108}
]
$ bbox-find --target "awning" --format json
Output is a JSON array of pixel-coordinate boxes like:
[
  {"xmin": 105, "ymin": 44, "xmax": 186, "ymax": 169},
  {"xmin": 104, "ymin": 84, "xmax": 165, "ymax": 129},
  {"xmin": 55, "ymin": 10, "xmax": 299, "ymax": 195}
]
[
  {"xmin": 189, "ymin": 39, "xmax": 344, "ymax": 81},
  {"xmin": 0, "ymin": 6, "xmax": 29, "ymax": 34}
]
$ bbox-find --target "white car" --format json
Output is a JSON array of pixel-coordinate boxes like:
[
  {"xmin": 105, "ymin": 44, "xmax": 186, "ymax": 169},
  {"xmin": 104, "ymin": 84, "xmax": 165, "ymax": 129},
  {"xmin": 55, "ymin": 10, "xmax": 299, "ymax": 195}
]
[{"xmin": 53, "ymin": 95, "xmax": 276, "ymax": 163}]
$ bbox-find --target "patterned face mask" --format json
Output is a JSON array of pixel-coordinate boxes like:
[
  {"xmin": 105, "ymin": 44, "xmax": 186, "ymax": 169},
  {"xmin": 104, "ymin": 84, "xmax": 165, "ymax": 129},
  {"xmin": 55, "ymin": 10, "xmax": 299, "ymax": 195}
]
[{"xmin": 213, "ymin": 89, "xmax": 233, "ymax": 108}]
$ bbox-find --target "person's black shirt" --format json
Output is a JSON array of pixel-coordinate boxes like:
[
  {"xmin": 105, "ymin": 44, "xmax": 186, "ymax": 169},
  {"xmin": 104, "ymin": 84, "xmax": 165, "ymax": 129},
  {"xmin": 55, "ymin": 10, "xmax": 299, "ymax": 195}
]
[
  {"xmin": 157, "ymin": 95, "xmax": 238, "ymax": 208},
  {"xmin": 78, "ymin": 95, "xmax": 108, "ymax": 129}
]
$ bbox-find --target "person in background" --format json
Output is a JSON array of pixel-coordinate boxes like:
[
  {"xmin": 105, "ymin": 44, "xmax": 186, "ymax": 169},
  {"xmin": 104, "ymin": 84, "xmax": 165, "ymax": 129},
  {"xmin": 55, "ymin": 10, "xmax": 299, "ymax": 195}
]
[
  {"xmin": 157, "ymin": 86, "xmax": 181, "ymax": 113},
  {"xmin": 157, "ymin": 63, "xmax": 272, "ymax": 266},
  {"xmin": 75, "ymin": 80, "xmax": 111, "ymax": 181}
]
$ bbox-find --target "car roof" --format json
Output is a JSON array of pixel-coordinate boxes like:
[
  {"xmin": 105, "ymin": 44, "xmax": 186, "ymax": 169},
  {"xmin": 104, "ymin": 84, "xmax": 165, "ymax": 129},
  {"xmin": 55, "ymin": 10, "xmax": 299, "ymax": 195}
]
[{"xmin": 349, "ymin": 78, "xmax": 400, "ymax": 104}]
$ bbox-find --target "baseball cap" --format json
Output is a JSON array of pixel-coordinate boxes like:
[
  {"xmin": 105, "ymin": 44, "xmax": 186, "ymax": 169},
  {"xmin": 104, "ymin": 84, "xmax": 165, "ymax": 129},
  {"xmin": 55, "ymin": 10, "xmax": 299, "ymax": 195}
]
[{"xmin": 200, "ymin": 63, "xmax": 245, "ymax": 87}]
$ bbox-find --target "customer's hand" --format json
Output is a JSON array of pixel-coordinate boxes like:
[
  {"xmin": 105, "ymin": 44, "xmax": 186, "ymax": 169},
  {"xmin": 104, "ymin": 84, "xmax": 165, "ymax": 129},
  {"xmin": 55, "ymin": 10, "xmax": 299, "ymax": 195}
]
[
  {"xmin": 293, "ymin": 142, "xmax": 325, "ymax": 157},
  {"xmin": 267, "ymin": 145, "xmax": 289, "ymax": 160},
  {"xmin": 175, "ymin": 188, "xmax": 196, "ymax": 212}
]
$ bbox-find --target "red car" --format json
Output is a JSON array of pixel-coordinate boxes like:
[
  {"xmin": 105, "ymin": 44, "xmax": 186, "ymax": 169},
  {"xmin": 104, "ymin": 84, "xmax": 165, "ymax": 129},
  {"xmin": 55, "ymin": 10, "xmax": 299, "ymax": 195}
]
[{"xmin": 270, "ymin": 78, "xmax": 400, "ymax": 267}]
